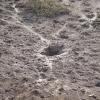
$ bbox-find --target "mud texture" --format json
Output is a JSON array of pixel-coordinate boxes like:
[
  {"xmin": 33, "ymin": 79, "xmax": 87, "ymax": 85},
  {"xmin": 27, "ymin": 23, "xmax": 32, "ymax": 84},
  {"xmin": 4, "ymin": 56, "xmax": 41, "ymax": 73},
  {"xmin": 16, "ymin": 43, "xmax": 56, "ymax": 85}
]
[{"xmin": 0, "ymin": 0, "xmax": 100, "ymax": 100}]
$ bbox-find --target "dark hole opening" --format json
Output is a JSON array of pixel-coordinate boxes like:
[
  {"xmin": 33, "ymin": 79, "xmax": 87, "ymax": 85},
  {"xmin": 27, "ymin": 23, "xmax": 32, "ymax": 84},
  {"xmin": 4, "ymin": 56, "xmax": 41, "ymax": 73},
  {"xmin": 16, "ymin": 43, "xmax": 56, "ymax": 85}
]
[{"xmin": 41, "ymin": 44, "xmax": 64, "ymax": 56}]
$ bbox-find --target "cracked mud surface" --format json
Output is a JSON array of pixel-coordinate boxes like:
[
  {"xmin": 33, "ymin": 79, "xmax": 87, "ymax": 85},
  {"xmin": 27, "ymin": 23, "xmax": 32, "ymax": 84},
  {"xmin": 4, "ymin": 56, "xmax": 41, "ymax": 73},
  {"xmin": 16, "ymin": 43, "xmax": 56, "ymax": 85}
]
[{"xmin": 0, "ymin": 0, "xmax": 100, "ymax": 100}]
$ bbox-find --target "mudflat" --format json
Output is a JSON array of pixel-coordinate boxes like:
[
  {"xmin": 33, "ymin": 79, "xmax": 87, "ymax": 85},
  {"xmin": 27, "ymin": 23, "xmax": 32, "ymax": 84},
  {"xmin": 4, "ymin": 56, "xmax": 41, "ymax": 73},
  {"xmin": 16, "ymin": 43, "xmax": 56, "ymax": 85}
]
[{"xmin": 0, "ymin": 0, "xmax": 100, "ymax": 100}]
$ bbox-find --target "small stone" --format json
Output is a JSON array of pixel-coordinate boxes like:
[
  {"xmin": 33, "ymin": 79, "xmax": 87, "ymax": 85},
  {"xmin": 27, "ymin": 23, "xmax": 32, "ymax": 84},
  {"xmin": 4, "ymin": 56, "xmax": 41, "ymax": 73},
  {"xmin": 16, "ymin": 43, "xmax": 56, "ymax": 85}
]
[
  {"xmin": 80, "ymin": 88, "xmax": 86, "ymax": 94},
  {"xmin": 89, "ymin": 94, "xmax": 97, "ymax": 99}
]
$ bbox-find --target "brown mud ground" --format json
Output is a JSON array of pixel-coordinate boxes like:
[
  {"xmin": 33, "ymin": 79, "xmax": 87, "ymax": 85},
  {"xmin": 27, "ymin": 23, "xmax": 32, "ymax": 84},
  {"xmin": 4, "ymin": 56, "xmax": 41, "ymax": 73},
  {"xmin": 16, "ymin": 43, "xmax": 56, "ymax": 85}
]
[{"xmin": 0, "ymin": 0, "xmax": 100, "ymax": 100}]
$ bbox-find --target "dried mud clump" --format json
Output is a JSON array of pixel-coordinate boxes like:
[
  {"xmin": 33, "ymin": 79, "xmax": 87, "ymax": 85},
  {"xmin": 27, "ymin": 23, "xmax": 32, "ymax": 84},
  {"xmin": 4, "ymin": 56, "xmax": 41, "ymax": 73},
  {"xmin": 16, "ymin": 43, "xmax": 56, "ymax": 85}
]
[{"xmin": 28, "ymin": 0, "xmax": 70, "ymax": 17}]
